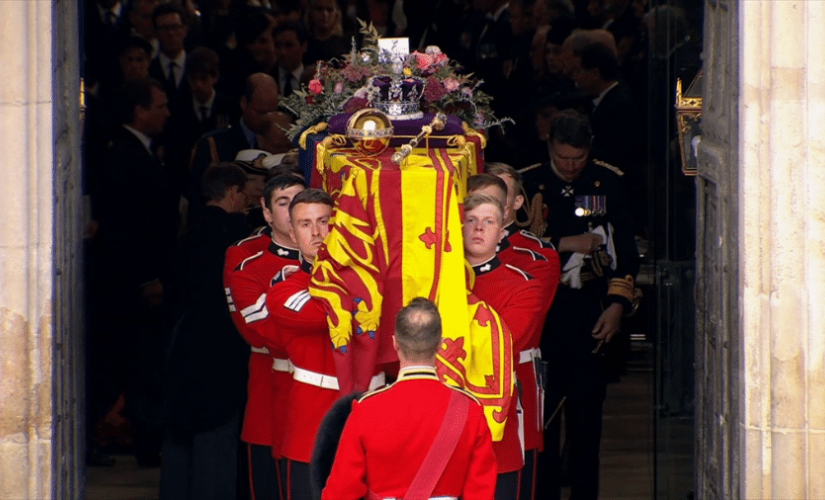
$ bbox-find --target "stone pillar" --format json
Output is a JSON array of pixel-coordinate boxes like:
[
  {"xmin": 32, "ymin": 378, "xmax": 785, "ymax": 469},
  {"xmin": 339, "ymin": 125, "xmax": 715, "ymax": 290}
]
[
  {"xmin": 0, "ymin": 1, "xmax": 55, "ymax": 498},
  {"xmin": 739, "ymin": 0, "xmax": 825, "ymax": 498}
]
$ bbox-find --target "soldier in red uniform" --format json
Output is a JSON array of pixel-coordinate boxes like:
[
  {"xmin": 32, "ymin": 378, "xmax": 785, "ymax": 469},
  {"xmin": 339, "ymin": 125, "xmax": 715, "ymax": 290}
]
[
  {"xmin": 225, "ymin": 173, "xmax": 306, "ymax": 499},
  {"xmin": 261, "ymin": 189, "xmax": 386, "ymax": 500},
  {"xmin": 467, "ymin": 175, "xmax": 560, "ymax": 500},
  {"xmin": 321, "ymin": 298, "xmax": 497, "ymax": 500},
  {"xmin": 462, "ymin": 194, "xmax": 548, "ymax": 500}
]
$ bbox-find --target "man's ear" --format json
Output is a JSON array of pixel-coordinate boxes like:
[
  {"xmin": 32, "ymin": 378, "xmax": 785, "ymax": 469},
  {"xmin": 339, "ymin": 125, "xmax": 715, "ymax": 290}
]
[
  {"xmin": 289, "ymin": 224, "xmax": 297, "ymax": 245},
  {"xmin": 514, "ymin": 194, "xmax": 524, "ymax": 212}
]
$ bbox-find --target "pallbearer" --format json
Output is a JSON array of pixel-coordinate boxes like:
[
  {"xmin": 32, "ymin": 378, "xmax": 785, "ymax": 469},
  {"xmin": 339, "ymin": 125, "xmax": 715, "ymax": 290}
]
[
  {"xmin": 321, "ymin": 298, "xmax": 497, "ymax": 499},
  {"xmin": 462, "ymin": 194, "xmax": 547, "ymax": 500},
  {"xmin": 225, "ymin": 173, "xmax": 306, "ymax": 499}
]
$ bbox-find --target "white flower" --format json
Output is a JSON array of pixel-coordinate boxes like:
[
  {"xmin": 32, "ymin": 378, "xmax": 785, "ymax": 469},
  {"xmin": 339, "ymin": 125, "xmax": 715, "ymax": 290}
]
[{"xmin": 425, "ymin": 45, "xmax": 443, "ymax": 56}]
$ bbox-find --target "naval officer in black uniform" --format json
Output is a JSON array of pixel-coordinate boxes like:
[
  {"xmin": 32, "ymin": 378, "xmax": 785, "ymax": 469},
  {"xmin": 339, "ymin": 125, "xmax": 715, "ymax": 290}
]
[{"xmin": 524, "ymin": 110, "xmax": 639, "ymax": 500}]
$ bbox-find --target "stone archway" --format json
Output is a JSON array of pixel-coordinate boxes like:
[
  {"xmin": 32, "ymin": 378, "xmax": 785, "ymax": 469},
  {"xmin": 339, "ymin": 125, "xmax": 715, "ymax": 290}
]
[{"xmin": 0, "ymin": 0, "xmax": 84, "ymax": 498}]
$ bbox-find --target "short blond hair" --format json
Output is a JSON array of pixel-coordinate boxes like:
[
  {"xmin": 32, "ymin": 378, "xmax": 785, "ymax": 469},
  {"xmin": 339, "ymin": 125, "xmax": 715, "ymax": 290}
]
[{"xmin": 463, "ymin": 193, "xmax": 504, "ymax": 225}]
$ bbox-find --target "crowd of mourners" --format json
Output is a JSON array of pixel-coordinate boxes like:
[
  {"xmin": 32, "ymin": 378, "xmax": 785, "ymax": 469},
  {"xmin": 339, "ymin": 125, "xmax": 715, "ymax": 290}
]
[{"xmin": 82, "ymin": 0, "xmax": 702, "ymax": 499}]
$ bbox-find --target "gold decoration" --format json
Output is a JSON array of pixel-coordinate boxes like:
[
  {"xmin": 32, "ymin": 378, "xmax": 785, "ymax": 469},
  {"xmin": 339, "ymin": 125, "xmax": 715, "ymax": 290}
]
[
  {"xmin": 299, "ymin": 122, "xmax": 329, "ymax": 150},
  {"xmin": 391, "ymin": 113, "xmax": 447, "ymax": 165},
  {"xmin": 346, "ymin": 109, "xmax": 394, "ymax": 156},
  {"xmin": 461, "ymin": 122, "xmax": 487, "ymax": 149},
  {"xmin": 675, "ymin": 70, "xmax": 703, "ymax": 176}
]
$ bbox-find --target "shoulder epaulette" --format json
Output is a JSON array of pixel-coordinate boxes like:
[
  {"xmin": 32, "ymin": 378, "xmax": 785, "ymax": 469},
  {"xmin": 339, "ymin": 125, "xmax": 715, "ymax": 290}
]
[
  {"xmin": 592, "ymin": 159, "xmax": 624, "ymax": 177},
  {"xmin": 237, "ymin": 250, "xmax": 264, "ymax": 271},
  {"xmin": 519, "ymin": 230, "xmax": 554, "ymax": 249},
  {"xmin": 512, "ymin": 246, "xmax": 548, "ymax": 262},
  {"xmin": 445, "ymin": 384, "xmax": 481, "ymax": 405},
  {"xmin": 517, "ymin": 163, "xmax": 543, "ymax": 175},
  {"xmin": 504, "ymin": 263, "xmax": 534, "ymax": 281},
  {"xmin": 233, "ymin": 231, "xmax": 264, "ymax": 247},
  {"xmin": 357, "ymin": 384, "xmax": 392, "ymax": 403}
]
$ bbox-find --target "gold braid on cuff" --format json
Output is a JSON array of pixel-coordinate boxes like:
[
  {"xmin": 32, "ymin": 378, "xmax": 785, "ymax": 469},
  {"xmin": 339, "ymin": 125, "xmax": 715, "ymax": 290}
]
[{"xmin": 607, "ymin": 275, "xmax": 636, "ymax": 304}]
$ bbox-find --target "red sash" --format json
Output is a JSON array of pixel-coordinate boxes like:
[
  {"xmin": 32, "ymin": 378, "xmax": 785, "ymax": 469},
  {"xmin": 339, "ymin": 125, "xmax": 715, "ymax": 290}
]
[{"xmin": 366, "ymin": 391, "xmax": 470, "ymax": 500}]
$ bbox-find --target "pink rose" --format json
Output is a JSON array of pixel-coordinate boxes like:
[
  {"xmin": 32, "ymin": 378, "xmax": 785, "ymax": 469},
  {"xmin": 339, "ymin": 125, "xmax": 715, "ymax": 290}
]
[
  {"xmin": 334, "ymin": 82, "xmax": 344, "ymax": 94},
  {"xmin": 412, "ymin": 51, "xmax": 434, "ymax": 70},
  {"xmin": 434, "ymin": 53, "xmax": 449, "ymax": 66},
  {"xmin": 308, "ymin": 79, "xmax": 323, "ymax": 95},
  {"xmin": 443, "ymin": 78, "xmax": 460, "ymax": 92}
]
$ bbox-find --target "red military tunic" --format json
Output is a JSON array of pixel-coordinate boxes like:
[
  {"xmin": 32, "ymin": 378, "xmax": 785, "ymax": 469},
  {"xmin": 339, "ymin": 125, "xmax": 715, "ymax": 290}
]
[
  {"xmin": 225, "ymin": 239, "xmax": 299, "ymax": 451},
  {"xmin": 471, "ymin": 257, "xmax": 545, "ymax": 471},
  {"xmin": 321, "ymin": 367, "xmax": 497, "ymax": 500},
  {"xmin": 224, "ymin": 226, "xmax": 270, "ymax": 280},
  {"xmin": 497, "ymin": 224, "xmax": 560, "ymax": 452},
  {"xmin": 263, "ymin": 260, "xmax": 383, "ymax": 463}
]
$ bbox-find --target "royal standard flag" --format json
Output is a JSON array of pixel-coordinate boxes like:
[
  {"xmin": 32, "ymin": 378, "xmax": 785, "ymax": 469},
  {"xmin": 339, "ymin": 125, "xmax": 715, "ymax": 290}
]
[{"xmin": 309, "ymin": 146, "xmax": 512, "ymax": 440}]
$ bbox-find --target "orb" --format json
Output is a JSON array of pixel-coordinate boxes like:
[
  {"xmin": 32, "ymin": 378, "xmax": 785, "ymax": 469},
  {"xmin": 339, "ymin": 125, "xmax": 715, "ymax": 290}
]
[{"xmin": 346, "ymin": 109, "xmax": 394, "ymax": 156}]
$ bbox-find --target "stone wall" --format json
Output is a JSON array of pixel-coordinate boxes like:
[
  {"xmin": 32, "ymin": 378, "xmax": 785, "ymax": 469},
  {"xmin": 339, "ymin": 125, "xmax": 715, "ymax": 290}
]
[
  {"xmin": 0, "ymin": 1, "xmax": 57, "ymax": 498},
  {"xmin": 738, "ymin": 0, "xmax": 825, "ymax": 498}
]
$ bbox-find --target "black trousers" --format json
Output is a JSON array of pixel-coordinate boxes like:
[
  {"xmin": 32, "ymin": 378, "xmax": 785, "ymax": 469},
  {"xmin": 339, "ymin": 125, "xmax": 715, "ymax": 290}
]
[
  {"xmin": 518, "ymin": 448, "xmax": 538, "ymax": 500},
  {"xmin": 280, "ymin": 458, "xmax": 312, "ymax": 500},
  {"xmin": 538, "ymin": 285, "xmax": 608, "ymax": 500},
  {"xmin": 247, "ymin": 443, "xmax": 282, "ymax": 500},
  {"xmin": 495, "ymin": 471, "xmax": 519, "ymax": 500},
  {"xmin": 159, "ymin": 413, "xmax": 241, "ymax": 500}
]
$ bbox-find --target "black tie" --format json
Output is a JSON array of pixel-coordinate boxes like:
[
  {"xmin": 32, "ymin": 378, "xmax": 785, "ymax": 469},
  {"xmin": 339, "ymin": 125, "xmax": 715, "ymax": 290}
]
[
  {"xmin": 200, "ymin": 106, "xmax": 209, "ymax": 123},
  {"xmin": 282, "ymin": 75, "xmax": 293, "ymax": 97},
  {"xmin": 167, "ymin": 61, "xmax": 178, "ymax": 91}
]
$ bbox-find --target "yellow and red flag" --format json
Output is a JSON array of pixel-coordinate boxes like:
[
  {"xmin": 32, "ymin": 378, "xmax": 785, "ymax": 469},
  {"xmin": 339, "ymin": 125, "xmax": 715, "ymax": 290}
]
[{"xmin": 309, "ymin": 145, "xmax": 512, "ymax": 440}]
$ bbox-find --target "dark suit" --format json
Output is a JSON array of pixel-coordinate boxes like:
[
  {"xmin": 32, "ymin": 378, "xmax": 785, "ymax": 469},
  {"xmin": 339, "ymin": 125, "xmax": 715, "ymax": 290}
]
[
  {"xmin": 149, "ymin": 55, "xmax": 192, "ymax": 109},
  {"xmin": 83, "ymin": 1, "xmax": 129, "ymax": 89},
  {"xmin": 187, "ymin": 122, "xmax": 254, "ymax": 222},
  {"xmin": 589, "ymin": 81, "xmax": 646, "ymax": 228},
  {"xmin": 89, "ymin": 125, "xmax": 180, "ymax": 466},
  {"xmin": 160, "ymin": 91, "xmax": 233, "ymax": 193},
  {"xmin": 589, "ymin": 81, "xmax": 644, "ymax": 176},
  {"xmin": 160, "ymin": 205, "xmax": 252, "ymax": 499}
]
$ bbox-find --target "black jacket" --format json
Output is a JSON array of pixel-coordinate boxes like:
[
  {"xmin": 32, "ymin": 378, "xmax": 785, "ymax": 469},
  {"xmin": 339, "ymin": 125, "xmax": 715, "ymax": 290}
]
[{"xmin": 165, "ymin": 205, "xmax": 252, "ymax": 432}]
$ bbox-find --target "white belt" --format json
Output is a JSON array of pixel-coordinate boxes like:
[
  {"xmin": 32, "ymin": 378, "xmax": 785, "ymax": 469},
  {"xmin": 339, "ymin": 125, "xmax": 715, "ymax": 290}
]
[
  {"xmin": 292, "ymin": 367, "xmax": 386, "ymax": 391},
  {"xmin": 519, "ymin": 347, "xmax": 541, "ymax": 364},
  {"xmin": 272, "ymin": 358, "xmax": 293, "ymax": 373},
  {"xmin": 250, "ymin": 346, "xmax": 269, "ymax": 355}
]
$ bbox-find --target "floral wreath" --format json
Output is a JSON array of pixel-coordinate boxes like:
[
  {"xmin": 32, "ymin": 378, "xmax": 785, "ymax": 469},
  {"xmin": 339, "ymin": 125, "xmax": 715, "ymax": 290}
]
[{"xmin": 280, "ymin": 20, "xmax": 511, "ymax": 140}]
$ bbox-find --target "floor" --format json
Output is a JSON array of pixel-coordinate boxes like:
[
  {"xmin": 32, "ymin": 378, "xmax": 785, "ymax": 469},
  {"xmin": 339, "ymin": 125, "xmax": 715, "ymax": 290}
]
[{"xmin": 85, "ymin": 347, "xmax": 694, "ymax": 500}]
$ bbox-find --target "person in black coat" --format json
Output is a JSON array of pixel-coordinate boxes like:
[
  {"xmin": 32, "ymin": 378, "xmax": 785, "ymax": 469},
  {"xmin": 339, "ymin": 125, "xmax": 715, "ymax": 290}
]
[
  {"xmin": 159, "ymin": 162, "xmax": 252, "ymax": 500},
  {"xmin": 88, "ymin": 78, "xmax": 179, "ymax": 467},
  {"xmin": 570, "ymin": 43, "xmax": 644, "ymax": 179},
  {"xmin": 148, "ymin": 3, "xmax": 191, "ymax": 109}
]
